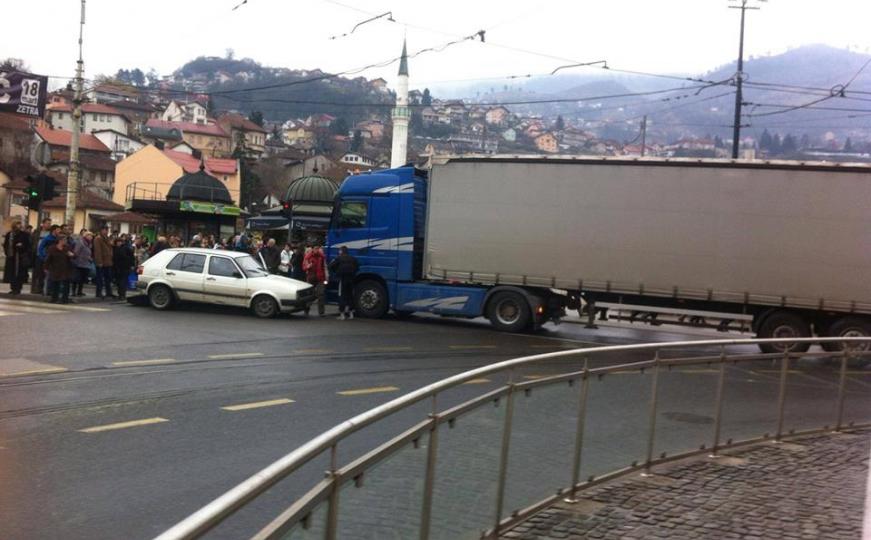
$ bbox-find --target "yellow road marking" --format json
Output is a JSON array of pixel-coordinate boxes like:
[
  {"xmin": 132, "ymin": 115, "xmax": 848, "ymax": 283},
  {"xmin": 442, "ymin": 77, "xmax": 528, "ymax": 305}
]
[
  {"xmin": 337, "ymin": 386, "xmax": 399, "ymax": 396},
  {"xmin": 753, "ymin": 370, "xmax": 805, "ymax": 375},
  {"xmin": 221, "ymin": 398, "xmax": 295, "ymax": 411},
  {"xmin": 207, "ymin": 352, "xmax": 264, "ymax": 360},
  {"xmin": 523, "ymin": 375, "xmax": 546, "ymax": 380},
  {"xmin": 78, "ymin": 417, "xmax": 169, "ymax": 433},
  {"xmin": 296, "ymin": 348, "xmax": 333, "ymax": 354},
  {"xmin": 364, "ymin": 346, "xmax": 414, "ymax": 352},
  {"xmin": 846, "ymin": 371, "xmax": 871, "ymax": 375},
  {"xmin": 0, "ymin": 298, "xmax": 109, "ymax": 312},
  {"xmin": 3, "ymin": 367, "xmax": 68, "ymax": 377},
  {"xmin": 112, "ymin": 358, "xmax": 175, "ymax": 367},
  {"xmin": 463, "ymin": 378, "xmax": 492, "ymax": 384},
  {"xmin": 449, "ymin": 345, "xmax": 498, "ymax": 350},
  {"xmin": 678, "ymin": 369, "xmax": 721, "ymax": 374}
]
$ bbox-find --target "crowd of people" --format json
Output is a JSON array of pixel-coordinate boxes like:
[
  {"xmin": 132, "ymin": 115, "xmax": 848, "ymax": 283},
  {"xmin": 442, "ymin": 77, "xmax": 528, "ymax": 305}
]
[
  {"xmin": 3, "ymin": 217, "xmax": 141, "ymax": 304},
  {"xmin": 4, "ymin": 221, "xmax": 361, "ymax": 318}
]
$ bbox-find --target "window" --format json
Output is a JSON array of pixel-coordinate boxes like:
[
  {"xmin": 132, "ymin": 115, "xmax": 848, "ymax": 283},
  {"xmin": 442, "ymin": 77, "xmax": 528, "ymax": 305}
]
[
  {"xmin": 167, "ymin": 253, "xmax": 206, "ymax": 273},
  {"xmin": 337, "ymin": 201, "xmax": 368, "ymax": 229},
  {"xmin": 92, "ymin": 114, "xmax": 98, "ymax": 122},
  {"xmin": 236, "ymin": 255, "xmax": 269, "ymax": 278},
  {"xmin": 209, "ymin": 257, "xmax": 239, "ymax": 277}
]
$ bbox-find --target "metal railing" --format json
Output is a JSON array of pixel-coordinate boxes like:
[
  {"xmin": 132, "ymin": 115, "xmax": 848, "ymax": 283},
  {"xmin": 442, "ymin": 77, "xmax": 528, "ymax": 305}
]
[
  {"xmin": 156, "ymin": 338, "xmax": 871, "ymax": 540},
  {"xmin": 125, "ymin": 182, "xmax": 241, "ymax": 205}
]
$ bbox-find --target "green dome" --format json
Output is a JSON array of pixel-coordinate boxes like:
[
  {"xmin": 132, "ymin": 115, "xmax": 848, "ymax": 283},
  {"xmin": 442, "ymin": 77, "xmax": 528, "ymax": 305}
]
[{"xmin": 285, "ymin": 175, "xmax": 337, "ymax": 203}]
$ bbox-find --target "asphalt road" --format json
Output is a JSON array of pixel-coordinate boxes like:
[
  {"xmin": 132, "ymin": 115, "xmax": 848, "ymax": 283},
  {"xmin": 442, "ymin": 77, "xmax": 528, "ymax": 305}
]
[{"xmin": 0, "ymin": 296, "xmax": 868, "ymax": 540}]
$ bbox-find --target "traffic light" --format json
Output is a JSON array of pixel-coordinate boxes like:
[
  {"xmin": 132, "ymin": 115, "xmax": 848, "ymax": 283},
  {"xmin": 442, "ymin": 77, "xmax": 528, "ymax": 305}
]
[
  {"xmin": 280, "ymin": 199, "xmax": 293, "ymax": 220},
  {"xmin": 24, "ymin": 175, "xmax": 42, "ymax": 211},
  {"xmin": 40, "ymin": 174, "xmax": 58, "ymax": 201}
]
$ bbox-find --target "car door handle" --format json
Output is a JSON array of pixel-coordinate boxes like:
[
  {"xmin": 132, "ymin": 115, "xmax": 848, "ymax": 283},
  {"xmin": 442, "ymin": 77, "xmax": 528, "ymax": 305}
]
[
  {"xmin": 165, "ymin": 271, "xmax": 176, "ymax": 276},
  {"xmin": 206, "ymin": 277, "xmax": 216, "ymax": 281}
]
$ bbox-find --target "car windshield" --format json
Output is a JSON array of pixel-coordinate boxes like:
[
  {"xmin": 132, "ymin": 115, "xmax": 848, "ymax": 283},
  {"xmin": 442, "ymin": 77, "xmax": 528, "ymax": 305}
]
[{"xmin": 236, "ymin": 255, "xmax": 269, "ymax": 277}]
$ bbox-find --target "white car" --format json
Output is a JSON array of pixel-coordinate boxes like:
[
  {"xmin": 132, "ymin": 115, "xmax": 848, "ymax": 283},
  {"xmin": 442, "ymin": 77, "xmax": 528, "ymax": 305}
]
[{"xmin": 136, "ymin": 248, "xmax": 316, "ymax": 318}]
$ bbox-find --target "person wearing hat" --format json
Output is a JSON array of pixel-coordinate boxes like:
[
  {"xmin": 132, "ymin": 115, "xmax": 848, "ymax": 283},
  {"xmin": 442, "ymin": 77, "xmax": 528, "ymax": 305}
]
[{"xmin": 93, "ymin": 225, "xmax": 115, "ymax": 299}]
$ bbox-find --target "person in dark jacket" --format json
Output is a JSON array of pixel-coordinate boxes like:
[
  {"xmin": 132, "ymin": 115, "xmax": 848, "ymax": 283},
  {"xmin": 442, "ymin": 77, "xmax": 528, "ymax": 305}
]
[
  {"xmin": 93, "ymin": 225, "xmax": 114, "ymax": 299},
  {"xmin": 258, "ymin": 238, "xmax": 281, "ymax": 274},
  {"xmin": 290, "ymin": 243, "xmax": 305, "ymax": 281},
  {"xmin": 112, "ymin": 237, "xmax": 135, "ymax": 300},
  {"xmin": 30, "ymin": 217, "xmax": 52, "ymax": 294},
  {"xmin": 44, "ymin": 236, "xmax": 75, "ymax": 304},
  {"xmin": 71, "ymin": 231, "xmax": 93, "ymax": 296},
  {"xmin": 3, "ymin": 221, "xmax": 31, "ymax": 295},
  {"xmin": 328, "ymin": 246, "xmax": 359, "ymax": 320}
]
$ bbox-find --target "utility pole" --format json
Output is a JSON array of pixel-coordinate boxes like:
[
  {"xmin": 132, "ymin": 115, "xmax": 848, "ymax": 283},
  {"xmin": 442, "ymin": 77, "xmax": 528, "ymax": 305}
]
[
  {"xmin": 640, "ymin": 115, "xmax": 647, "ymax": 157},
  {"xmin": 729, "ymin": 0, "xmax": 763, "ymax": 159},
  {"xmin": 66, "ymin": 0, "xmax": 86, "ymax": 226}
]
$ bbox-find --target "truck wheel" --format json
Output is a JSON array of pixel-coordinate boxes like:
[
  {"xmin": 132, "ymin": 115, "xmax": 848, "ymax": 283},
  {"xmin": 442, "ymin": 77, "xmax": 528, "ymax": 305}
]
[
  {"xmin": 756, "ymin": 311, "xmax": 811, "ymax": 354},
  {"xmin": 148, "ymin": 284, "xmax": 174, "ymax": 311},
  {"xmin": 354, "ymin": 280, "xmax": 388, "ymax": 318},
  {"xmin": 819, "ymin": 317, "xmax": 871, "ymax": 364},
  {"xmin": 487, "ymin": 291, "xmax": 531, "ymax": 332}
]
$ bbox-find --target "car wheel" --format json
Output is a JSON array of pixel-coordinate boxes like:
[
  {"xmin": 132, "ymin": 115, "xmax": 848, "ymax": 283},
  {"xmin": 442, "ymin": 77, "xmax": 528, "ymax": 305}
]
[
  {"xmin": 487, "ymin": 291, "xmax": 531, "ymax": 332},
  {"xmin": 148, "ymin": 284, "xmax": 174, "ymax": 311},
  {"xmin": 252, "ymin": 294, "xmax": 279, "ymax": 318},
  {"xmin": 820, "ymin": 316, "xmax": 871, "ymax": 366},
  {"xmin": 354, "ymin": 280, "xmax": 388, "ymax": 318}
]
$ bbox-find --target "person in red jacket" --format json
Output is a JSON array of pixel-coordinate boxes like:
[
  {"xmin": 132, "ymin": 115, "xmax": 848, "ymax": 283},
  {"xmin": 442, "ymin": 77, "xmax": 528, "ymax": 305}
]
[{"xmin": 302, "ymin": 243, "xmax": 326, "ymax": 316}]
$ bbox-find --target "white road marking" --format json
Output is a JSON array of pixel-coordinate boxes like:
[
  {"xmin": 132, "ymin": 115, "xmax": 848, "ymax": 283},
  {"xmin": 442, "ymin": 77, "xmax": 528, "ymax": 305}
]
[
  {"xmin": 0, "ymin": 298, "xmax": 109, "ymax": 313},
  {"xmin": 337, "ymin": 386, "xmax": 399, "ymax": 396},
  {"xmin": 112, "ymin": 358, "xmax": 176, "ymax": 367},
  {"xmin": 78, "ymin": 417, "xmax": 169, "ymax": 433},
  {"xmin": 221, "ymin": 398, "xmax": 295, "ymax": 411},
  {"xmin": 207, "ymin": 352, "xmax": 264, "ymax": 360}
]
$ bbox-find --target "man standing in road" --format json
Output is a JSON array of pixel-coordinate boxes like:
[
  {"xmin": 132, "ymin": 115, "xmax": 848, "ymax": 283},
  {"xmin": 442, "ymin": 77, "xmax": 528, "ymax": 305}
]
[
  {"xmin": 329, "ymin": 245, "xmax": 359, "ymax": 320},
  {"xmin": 44, "ymin": 236, "xmax": 75, "ymax": 304},
  {"xmin": 93, "ymin": 225, "xmax": 115, "ymax": 299},
  {"xmin": 259, "ymin": 238, "xmax": 281, "ymax": 274},
  {"xmin": 291, "ymin": 242, "xmax": 306, "ymax": 281},
  {"xmin": 3, "ymin": 221, "xmax": 31, "ymax": 295},
  {"xmin": 303, "ymin": 243, "xmax": 327, "ymax": 317},
  {"xmin": 30, "ymin": 217, "xmax": 52, "ymax": 294}
]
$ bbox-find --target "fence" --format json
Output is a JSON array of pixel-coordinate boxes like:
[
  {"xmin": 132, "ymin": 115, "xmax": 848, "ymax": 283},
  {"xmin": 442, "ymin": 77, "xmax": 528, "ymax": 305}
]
[{"xmin": 155, "ymin": 338, "xmax": 871, "ymax": 540}]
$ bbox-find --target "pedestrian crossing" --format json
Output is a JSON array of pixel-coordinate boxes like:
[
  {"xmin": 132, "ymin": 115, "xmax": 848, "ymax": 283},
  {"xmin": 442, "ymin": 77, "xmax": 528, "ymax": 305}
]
[{"xmin": 0, "ymin": 297, "xmax": 110, "ymax": 316}]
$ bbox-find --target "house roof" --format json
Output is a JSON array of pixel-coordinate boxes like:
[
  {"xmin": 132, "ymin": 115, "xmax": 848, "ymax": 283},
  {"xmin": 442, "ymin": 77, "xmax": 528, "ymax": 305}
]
[
  {"xmin": 35, "ymin": 126, "xmax": 111, "ymax": 153},
  {"xmin": 47, "ymin": 102, "xmax": 131, "ymax": 121},
  {"xmin": 162, "ymin": 148, "xmax": 237, "ymax": 176},
  {"xmin": 145, "ymin": 119, "xmax": 229, "ymax": 138},
  {"xmin": 91, "ymin": 128, "xmax": 144, "ymax": 143},
  {"xmin": 41, "ymin": 188, "xmax": 124, "ymax": 211},
  {"xmin": 141, "ymin": 124, "xmax": 183, "ymax": 141},
  {"xmin": 103, "ymin": 211, "xmax": 158, "ymax": 225},
  {"xmin": 217, "ymin": 112, "xmax": 268, "ymax": 133},
  {"xmin": 167, "ymin": 167, "xmax": 233, "ymax": 204}
]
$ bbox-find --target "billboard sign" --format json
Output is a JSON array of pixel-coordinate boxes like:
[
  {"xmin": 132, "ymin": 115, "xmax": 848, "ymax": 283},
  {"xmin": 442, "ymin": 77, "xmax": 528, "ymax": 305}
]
[{"xmin": 0, "ymin": 71, "xmax": 49, "ymax": 118}]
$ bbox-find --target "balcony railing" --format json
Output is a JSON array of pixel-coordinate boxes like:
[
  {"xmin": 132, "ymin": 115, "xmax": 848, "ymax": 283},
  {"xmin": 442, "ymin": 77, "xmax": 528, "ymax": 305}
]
[{"xmin": 155, "ymin": 338, "xmax": 871, "ymax": 540}]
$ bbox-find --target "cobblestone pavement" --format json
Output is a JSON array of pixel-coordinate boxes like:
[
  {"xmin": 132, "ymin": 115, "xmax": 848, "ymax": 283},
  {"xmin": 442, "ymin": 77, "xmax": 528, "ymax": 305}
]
[{"xmin": 501, "ymin": 431, "xmax": 870, "ymax": 540}]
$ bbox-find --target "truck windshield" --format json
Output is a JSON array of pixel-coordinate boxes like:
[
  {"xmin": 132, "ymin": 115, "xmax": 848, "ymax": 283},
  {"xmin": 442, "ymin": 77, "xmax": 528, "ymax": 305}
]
[{"xmin": 236, "ymin": 255, "xmax": 270, "ymax": 278}]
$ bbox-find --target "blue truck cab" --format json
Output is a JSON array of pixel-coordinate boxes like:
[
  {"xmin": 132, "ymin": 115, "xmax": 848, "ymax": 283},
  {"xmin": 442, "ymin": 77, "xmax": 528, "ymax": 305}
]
[{"xmin": 326, "ymin": 166, "xmax": 567, "ymax": 331}]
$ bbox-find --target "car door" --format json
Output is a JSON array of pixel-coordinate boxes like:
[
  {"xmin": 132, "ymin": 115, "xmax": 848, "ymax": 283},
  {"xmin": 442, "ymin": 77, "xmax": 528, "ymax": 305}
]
[
  {"xmin": 163, "ymin": 253, "xmax": 206, "ymax": 301},
  {"xmin": 204, "ymin": 255, "xmax": 248, "ymax": 307}
]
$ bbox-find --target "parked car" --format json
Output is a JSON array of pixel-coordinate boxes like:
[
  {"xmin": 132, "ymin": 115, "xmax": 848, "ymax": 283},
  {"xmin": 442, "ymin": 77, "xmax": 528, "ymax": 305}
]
[{"xmin": 135, "ymin": 248, "xmax": 316, "ymax": 318}]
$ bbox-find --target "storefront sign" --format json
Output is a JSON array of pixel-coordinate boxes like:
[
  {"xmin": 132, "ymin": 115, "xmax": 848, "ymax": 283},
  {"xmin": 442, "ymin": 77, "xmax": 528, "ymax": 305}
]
[{"xmin": 180, "ymin": 200, "xmax": 241, "ymax": 216}]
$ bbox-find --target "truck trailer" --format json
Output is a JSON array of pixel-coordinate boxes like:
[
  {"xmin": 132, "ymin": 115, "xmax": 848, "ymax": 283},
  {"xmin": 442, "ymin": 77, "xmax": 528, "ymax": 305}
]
[{"xmin": 325, "ymin": 156, "xmax": 871, "ymax": 353}]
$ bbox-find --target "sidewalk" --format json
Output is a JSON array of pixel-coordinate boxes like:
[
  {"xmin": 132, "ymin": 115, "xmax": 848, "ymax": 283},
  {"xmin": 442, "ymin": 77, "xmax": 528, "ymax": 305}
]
[
  {"xmin": 502, "ymin": 431, "xmax": 870, "ymax": 540},
  {"xmin": 0, "ymin": 282, "xmax": 126, "ymax": 304}
]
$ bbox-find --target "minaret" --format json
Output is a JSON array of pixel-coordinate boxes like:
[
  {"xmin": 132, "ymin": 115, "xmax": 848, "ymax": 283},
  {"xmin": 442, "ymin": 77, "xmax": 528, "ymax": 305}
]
[{"xmin": 390, "ymin": 39, "xmax": 410, "ymax": 169}]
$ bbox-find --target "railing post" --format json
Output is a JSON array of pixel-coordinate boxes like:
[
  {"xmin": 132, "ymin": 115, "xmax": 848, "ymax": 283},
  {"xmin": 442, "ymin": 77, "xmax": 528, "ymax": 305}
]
[
  {"xmin": 492, "ymin": 376, "xmax": 517, "ymax": 537},
  {"xmin": 834, "ymin": 348, "xmax": 849, "ymax": 432},
  {"xmin": 565, "ymin": 359, "xmax": 590, "ymax": 503},
  {"xmin": 325, "ymin": 444, "xmax": 340, "ymax": 540},
  {"xmin": 642, "ymin": 352, "xmax": 661, "ymax": 476},
  {"xmin": 774, "ymin": 349, "xmax": 790, "ymax": 442},
  {"xmin": 709, "ymin": 346, "xmax": 728, "ymax": 457},
  {"xmin": 418, "ymin": 396, "xmax": 440, "ymax": 540}
]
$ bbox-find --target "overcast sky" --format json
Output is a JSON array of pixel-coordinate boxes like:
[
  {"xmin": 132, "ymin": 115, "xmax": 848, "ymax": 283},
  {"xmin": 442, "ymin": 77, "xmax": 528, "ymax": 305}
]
[{"xmin": 7, "ymin": 0, "xmax": 871, "ymax": 90}]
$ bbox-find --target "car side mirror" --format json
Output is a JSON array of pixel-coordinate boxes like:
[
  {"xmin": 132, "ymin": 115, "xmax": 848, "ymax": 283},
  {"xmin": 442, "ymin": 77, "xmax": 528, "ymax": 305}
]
[{"xmin": 233, "ymin": 271, "xmax": 244, "ymax": 279}]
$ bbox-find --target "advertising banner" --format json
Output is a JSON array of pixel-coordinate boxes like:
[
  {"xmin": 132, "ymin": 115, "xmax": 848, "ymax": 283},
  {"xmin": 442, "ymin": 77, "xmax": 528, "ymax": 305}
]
[{"xmin": 0, "ymin": 71, "xmax": 49, "ymax": 118}]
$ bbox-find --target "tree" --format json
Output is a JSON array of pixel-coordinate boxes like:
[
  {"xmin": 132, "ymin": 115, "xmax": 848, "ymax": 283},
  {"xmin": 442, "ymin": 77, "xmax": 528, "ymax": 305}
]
[
  {"xmin": 781, "ymin": 134, "xmax": 797, "ymax": 155},
  {"xmin": 554, "ymin": 115, "xmax": 565, "ymax": 131},
  {"xmin": 0, "ymin": 57, "xmax": 29, "ymax": 72},
  {"xmin": 714, "ymin": 135, "xmax": 724, "ymax": 149},
  {"xmin": 844, "ymin": 137, "xmax": 854, "ymax": 152},
  {"xmin": 330, "ymin": 116, "xmax": 349, "ymax": 136},
  {"xmin": 351, "ymin": 130, "xmax": 363, "ymax": 152},
  {"xmin": 800, "ymin": 133, "xmax": 811, "ymax": 150},
  {"xmin": 253, "ymin": 155, "xmax": 290, "ymax": 200},
  {"xmin": 248, "ymin": 110, "xmax": 264, "ymax": 127},
  {"xmin": 146, "ymin": 68, "xmax": 160, "ymax": 87},
  {"xmin": 130, "ymin": 68, "xmax": 146, "ymax": 87},
  {"xmin": 422, "ymin": 88, "xmax": 432, "ymax": 106},
  {"xmin": 225, "ymin": 48, "xmax": 235, "ymax": 60},
  {"xmin": 759, "ymin": 129, "xmax": 773, "ymax": 151}
]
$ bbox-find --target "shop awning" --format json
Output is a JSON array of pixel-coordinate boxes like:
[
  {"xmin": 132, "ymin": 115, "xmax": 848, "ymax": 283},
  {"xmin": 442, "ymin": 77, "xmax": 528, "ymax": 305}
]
[{"xmin": 246, "ymin": 216, "xmax": 290, "ymax": 231}]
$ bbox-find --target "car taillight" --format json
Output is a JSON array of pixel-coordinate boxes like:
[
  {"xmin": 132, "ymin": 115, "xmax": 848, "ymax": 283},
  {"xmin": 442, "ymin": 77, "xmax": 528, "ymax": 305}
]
[{"xmin": 137, "ymin": 265, "xmax": 144, "ymax": 275}]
